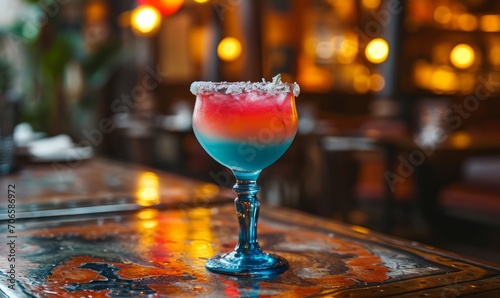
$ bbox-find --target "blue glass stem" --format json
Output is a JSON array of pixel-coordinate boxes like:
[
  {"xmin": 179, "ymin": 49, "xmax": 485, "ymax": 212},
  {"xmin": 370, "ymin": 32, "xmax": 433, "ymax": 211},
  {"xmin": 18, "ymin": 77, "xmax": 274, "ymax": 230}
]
[
  {"xmin": 233, "ymin": 176, "xmax": 262, "ymax": 255},
  {"xmin": 205, "ymin": 170, "xmax": 288, "ymax": 277}
]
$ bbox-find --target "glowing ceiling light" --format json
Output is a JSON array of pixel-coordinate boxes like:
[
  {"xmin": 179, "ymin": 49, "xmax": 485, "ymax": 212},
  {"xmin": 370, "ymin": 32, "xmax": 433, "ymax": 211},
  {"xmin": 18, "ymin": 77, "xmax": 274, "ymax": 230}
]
[
  {"xmin": 450, "ymin": 44, "xmax": 475, "ymax": 69},
  {"xmin": 131, "ymin": 5, "xmax": 162, "ymax": 36},
  {"xmin": 365, "ymin": 38, "xmax": 389, "ymax": 64},
  {"xmin": 217, "ymin": 37, "xmax": 242, "ymax": 62}
]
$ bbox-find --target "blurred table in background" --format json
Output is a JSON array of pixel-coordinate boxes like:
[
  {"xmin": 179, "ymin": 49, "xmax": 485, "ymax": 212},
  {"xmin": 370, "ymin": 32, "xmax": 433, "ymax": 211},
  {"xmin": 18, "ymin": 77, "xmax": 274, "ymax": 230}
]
[
  {"xmin": 1, "ymin": 158, "xmax": 499, "ymax": 297},
  {"xmin": 0, "ymin": 158, "xmax": 231, "ymax": 219},
  {"xmin": 373, "ymin": 131, "xmax": 500, "ymax": 229}
]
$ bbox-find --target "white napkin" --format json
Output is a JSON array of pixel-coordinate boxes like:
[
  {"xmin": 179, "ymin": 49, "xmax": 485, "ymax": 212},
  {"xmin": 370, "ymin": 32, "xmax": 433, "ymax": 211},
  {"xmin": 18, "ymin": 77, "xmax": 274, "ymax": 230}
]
[
  {"xmin": 14, "ymin": 122, "xmax": 45, "ymax": 147},
  {"xmin": 28, "ymin": 134, "xmax": 93, "ymax": 161}
]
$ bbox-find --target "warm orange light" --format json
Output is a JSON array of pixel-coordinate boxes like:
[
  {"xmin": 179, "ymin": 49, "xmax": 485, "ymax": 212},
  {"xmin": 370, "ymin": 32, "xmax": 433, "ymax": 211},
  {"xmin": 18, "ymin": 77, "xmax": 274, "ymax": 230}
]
[
  {"xmin": 457, "ymin": 14, "xmax": 478, "ymax": 31},
  {"xmin": 85, "ymin": 1, "xmax": 107, "ymax": 23},
  {"xmin": 351, "ymin": 226, "xmax": 370, "ymax": 234},
  {"xmin": 137, "ymin": 209, "xmax": 160, "ymax": 220},
  {"xmin": 337, "ymin": 31, "xmax": 358, "ymax": 64},
  {"xmin": 413, "ymin": 60, "xmax": 434, "ymax": 88},
  {"xmin": 136, "ymin": 172, "xmax": 160, "ymax": 206},
  {"xmin": 194, "ymin": 183, "xmax": 219, "ymax": 203},
  {"xmin": 450, "ymin": 44, "xmax": 475, "ymax": 69},
  {"xmin": 186, "ymin": 208, "xmax": 213, "ymax": 261},
  {"xmin": 138, "ymin": 0, "xmax": 184, "ymax": 16},
  {"xmin": 297, "ymin": 58, "xmax": 334, "ymax": 92},
  {"xmin": 458, "ymin": 73, "xmax": 476, "ymax": 94},
  {"xmin": 432, "ymin": 43, "xmax": 451, "ymax": 64},
  {"xmin": 189, "ymin": 26, "xmax": 206, "ymax": 64},
  {"xmin": 365, "ymin": 38, "xmax": 389, "ymax": 64},
  {"xmin": 131, "ymin": 5, "xmax": 162, "ymax": 36},
  {"xmin": 353, "ymin": 64, "xmax": 370, "ymax": 76},
  {"xmin": 353, "ymin": 75, "xmax": 370, "ymax": 93},
  {"xmin": 118, "ymin": 11, "xmax": 131, "ymax": 27},
  {"xmin": 431, "ymin": 66, "xmax": 458, "ymax": 92},
  {"xmin": 217, "ymin": 37, "xmax": 242, "ymax": 62},
  {"xmin": 451, "ymin": 132, "xmax": 471, "ymax": 149},
  {"xmin": 370, "ymin": 73, "xmax": 385, "ymax": 92},
  {"xmin": 362, "ymin": 0, "xmax": 381, "ymax": 9},
  {"xmin": 193, "ymin": 0, "xmax": 209, "ymax": 3},
  {"xmin": 480, "ymin": 15, "xmax": 500, "ymax": 32},
  {"xmin": 316, "ymin": 41, "xmax": 334, "ymax": 60},
  {"xmin": 490, "ymin": 44, "xmax": 500, "ymax": 66},
  {"xmin": 434, "ymin": 6, "xmax": 452, "ymax": 24}
]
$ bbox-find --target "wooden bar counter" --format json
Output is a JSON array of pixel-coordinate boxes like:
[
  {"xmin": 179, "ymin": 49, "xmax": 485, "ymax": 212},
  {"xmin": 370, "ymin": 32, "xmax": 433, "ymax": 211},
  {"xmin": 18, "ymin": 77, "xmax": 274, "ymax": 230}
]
[{"xmin": 1, "ymin": 159, "xmax": 499, "ymax": 297}]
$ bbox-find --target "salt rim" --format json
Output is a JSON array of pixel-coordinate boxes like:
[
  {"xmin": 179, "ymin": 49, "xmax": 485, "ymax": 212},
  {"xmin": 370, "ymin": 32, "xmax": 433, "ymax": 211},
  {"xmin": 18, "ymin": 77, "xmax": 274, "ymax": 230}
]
[{"xmin": 190, "ymin": 74, "xmax": 300, "ymax": 97}]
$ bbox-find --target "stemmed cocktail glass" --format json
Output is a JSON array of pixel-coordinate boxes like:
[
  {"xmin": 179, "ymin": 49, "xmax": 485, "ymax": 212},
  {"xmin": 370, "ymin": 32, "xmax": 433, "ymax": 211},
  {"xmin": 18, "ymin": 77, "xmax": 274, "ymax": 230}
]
[{"xmin": 190, "ymin": 75, "xmax": 299, "ymax": 277}]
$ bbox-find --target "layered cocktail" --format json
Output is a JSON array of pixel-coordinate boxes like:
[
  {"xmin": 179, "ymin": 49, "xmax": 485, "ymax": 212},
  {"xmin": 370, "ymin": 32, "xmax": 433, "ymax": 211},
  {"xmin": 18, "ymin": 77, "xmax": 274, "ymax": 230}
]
[{"xmin": 191, "ymin": 75, "xmax": 299, "ymax": 277}]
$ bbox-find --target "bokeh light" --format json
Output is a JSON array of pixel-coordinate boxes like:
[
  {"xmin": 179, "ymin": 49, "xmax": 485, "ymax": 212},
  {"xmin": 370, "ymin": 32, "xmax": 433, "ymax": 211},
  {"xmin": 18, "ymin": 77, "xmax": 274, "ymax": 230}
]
[
  {"xmin": 138, "ymin": 0, "xmax": 184, "ymax": 16},
  {"xmin": 480, "ymin": 15, "xmax": 500, "ymax": 32},
  {"xmin": 365, "ymin": 38, "xmax": 389, "ymax": 64},
  {"xmin": 450, "ymin": 44, "xmax": 475, "ymax": 69},
  {"xmin": 457, "ymin": 14, "xmax": 478, "ymax": 31},
  {"xmin": 490, "ymin": 44, "xmax": 500, "ymax": 66},
  {"xmin": 431, "ymin": 66, "xmax": 458, "ymax": 93},
  {"xmin": 316, "ymin": 41, "xmax": 334, "ymax": 60},
  {"xmin": 337, "ymin": 31, "xmax": 358, "ymax": 64},
  {"xmin": 451, "ymin": 132, "xmax": 471, "ymax": 149},
  {"xmin": 362, "ymin": 0, "xmax": 381, "ymax": 9},
  {"xmin": 369, "ymin": 73, "xmax": 385, "ymax": 92},
  {"xmin": 217, "ymin": 37, "xmax": 242, "ymax": 62},
  {"xmin": 85, "ymin": 1, "xmax": 108, "ymax": 23},
  {"xmin": 434, "ymin": 6, "xmax": 452, "ymax": 24},
  {"xmin": 131, "ymin": 5, "xmax": 162, "ymax": 36},
  {"xmin": 136, "ymin": 172, "xmax": 160, "ymax": 207}
]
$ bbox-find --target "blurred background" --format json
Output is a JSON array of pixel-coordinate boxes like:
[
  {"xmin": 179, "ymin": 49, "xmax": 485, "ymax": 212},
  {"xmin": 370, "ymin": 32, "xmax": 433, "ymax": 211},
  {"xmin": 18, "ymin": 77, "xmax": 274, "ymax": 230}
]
[{"xmin": 0, "ymin": 0, "xmax": 499, "ymax": 263}]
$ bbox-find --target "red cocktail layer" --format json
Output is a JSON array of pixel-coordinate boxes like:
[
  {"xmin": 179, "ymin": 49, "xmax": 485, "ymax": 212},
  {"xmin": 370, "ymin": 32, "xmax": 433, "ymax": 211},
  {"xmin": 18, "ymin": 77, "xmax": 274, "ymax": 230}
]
[{"xmin": 193, "ymin": 91, "xmax": 298, "ymax": 143}]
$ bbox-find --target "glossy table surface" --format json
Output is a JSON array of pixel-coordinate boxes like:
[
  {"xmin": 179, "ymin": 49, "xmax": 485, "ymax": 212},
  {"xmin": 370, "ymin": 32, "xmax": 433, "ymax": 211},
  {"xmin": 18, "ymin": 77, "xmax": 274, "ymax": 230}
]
[{"xmin": 1, "ymin": 159, "xmax": 499, "ymax": 297}]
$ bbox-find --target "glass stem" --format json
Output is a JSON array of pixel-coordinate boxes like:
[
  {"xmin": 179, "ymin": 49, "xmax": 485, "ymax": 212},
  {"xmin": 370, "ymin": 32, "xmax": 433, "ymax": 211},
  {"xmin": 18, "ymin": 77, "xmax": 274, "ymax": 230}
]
[{"xmin": 232, "ymin": 171, "xmax": 262, "ymax": 254}]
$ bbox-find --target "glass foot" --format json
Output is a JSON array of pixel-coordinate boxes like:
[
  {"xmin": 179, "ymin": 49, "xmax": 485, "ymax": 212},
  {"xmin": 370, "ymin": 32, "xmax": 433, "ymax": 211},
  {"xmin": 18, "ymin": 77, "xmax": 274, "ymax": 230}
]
[{"xmin": 206, "ymin": 251, "xmax": 288, "ymax": 277}]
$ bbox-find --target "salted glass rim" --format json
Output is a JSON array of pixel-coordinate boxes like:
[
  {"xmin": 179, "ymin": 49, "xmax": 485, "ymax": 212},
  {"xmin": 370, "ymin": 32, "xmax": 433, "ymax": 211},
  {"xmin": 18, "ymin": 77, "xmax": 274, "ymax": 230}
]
[{"xmin": 190, "ymin": 77, "xmax": 300, "ymax": 98}]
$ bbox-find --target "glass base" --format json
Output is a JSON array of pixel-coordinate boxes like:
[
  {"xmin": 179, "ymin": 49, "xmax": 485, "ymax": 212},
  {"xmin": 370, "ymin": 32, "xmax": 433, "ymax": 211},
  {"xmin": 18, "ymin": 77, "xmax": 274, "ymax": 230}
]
[{"xmin": 206, "ymin": 251, "xmax": 288, "ymax": 277}]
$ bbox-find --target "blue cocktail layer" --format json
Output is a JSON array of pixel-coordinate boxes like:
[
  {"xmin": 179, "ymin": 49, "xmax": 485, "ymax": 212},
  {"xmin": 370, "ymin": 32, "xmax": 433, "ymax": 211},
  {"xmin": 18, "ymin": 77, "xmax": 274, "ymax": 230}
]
[{"xmin": 194, "ymin": 130, "xmax": 294, "ymax": 172}]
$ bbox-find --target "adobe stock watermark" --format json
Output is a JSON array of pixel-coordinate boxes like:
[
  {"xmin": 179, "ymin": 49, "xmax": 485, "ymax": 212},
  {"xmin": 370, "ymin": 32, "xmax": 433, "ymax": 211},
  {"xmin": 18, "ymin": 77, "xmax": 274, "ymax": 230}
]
[
  {"xmin": 2, "ymin": 0, "xmax": 70, "ymax": 53},
  {"xmin": 22, "ymin": 0, "xmax": 70, "ymax": 38},
  {"xmin": 51, "ymin": 64, "xmax": 168, "ymax": 180},
  {"xmin": 384, "ymin": 73, "xmax": 500, "ymax": 192},
  {"xmin": 355, "ymin": 0, "xmax": 403, "ymax": 46}
]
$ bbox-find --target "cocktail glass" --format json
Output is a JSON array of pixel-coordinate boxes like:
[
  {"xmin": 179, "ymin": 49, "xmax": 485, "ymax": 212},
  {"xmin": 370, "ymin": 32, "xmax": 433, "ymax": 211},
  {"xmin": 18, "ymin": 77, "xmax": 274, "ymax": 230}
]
[{"xmin": 190, "ymin": 75, "xmax": 299, "ymax": 277}]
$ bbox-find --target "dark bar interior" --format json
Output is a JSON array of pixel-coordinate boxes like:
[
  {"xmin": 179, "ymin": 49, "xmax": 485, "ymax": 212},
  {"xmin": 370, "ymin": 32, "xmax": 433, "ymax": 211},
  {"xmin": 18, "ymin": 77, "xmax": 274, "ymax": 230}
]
[{"xmin": 0, "ymin": 0, "xmax": 499, "ymax": 296}]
